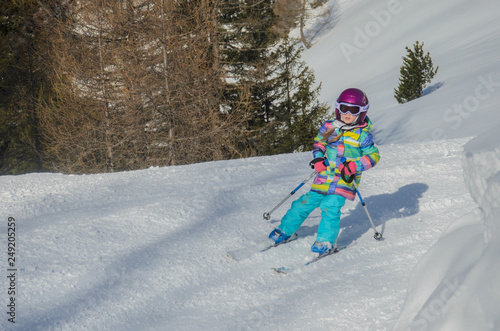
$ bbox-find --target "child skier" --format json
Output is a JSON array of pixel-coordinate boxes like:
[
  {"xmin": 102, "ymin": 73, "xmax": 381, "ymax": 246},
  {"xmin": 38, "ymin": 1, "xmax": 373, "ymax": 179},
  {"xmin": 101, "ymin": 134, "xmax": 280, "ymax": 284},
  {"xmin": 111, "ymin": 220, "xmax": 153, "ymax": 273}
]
[{"xmin": 268, "ymin": 88, "xmax": 380, "ymax": 255}]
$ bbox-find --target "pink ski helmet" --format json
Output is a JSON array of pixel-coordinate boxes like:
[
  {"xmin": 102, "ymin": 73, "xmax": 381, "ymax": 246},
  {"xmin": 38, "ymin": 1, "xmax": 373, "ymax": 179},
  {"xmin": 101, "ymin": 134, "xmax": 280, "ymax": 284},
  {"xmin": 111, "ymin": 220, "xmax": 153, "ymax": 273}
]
[{"xmin": 335, "ymin": 88, "xmax": 369, "ymax": 125}]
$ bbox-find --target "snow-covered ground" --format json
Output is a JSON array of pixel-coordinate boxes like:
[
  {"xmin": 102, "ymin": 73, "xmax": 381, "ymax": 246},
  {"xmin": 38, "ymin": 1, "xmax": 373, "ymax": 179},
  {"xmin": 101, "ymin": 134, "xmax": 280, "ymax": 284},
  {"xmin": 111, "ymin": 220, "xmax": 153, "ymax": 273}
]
[
  {"xmin": 1, "ymin": 138, "xmax": 477, "ymax": 330},
  {"xmin": 2, "ymin": 0, "xmax": 500, "ymax": 330}
]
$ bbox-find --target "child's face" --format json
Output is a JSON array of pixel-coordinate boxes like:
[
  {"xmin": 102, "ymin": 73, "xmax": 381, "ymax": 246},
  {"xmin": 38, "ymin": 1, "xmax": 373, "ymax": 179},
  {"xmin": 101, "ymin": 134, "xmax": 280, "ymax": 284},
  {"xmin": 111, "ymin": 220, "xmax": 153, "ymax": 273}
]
[{"xmin": 341, "ymin": 113, "xmax": 357, "ymax": 124}]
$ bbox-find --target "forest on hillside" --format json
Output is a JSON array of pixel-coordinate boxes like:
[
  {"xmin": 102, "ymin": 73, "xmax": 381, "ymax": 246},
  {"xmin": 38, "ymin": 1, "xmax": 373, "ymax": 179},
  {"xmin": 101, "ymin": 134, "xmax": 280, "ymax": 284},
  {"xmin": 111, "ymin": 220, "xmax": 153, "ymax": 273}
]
[{"xmin": 0, "ymin": 0, "xmax": 336, "ymax": 175}]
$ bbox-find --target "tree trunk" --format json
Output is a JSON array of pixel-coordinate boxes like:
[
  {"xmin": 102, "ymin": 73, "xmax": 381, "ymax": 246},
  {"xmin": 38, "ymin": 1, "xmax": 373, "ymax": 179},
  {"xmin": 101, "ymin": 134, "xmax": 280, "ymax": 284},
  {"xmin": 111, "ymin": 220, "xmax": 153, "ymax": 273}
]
[{"xmin": 300, "ymin": 0, "xmax": 311, "ymax": 49}]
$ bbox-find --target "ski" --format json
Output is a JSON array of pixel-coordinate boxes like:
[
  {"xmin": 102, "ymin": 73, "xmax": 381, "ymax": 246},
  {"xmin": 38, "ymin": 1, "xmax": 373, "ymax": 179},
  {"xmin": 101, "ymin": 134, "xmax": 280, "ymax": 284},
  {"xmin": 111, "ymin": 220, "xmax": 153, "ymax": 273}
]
[
  {"xmin": 273, "ymin": 240, "xmax": 357, "ymax": 274},
  {"xmin": 227, "ymin": 233, "xmax": 299, "ymax": 261}
]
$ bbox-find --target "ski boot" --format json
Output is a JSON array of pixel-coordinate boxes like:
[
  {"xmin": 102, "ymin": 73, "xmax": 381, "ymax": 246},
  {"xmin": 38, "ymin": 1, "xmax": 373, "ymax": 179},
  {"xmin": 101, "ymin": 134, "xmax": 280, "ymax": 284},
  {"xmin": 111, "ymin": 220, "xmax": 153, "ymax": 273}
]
[
  {"xmin": 268, "ymin": 228, "xmax": 291, "ymax": 244},
  {"xmin": 311, "ymin": 241, "xmax": 333, "ymax": 255}
]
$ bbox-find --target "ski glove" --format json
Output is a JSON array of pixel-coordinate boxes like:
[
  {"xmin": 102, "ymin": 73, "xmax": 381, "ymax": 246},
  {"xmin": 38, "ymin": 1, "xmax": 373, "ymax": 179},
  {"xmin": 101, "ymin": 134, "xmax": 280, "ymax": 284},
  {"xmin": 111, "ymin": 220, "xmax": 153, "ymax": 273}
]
[
  {"xmin": 339, "ymin": 161, "xmax": 357, "ymax": 176},
  {"xmin": 310, "ymin": 157, "xmax": 328, "ymax": 173}
]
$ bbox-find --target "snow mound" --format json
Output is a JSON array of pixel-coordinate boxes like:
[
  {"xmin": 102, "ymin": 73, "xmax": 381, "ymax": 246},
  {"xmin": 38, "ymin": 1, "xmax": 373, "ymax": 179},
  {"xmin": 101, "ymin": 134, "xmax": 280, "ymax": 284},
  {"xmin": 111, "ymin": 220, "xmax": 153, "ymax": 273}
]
[{"xmin": 393, "ymin": 125, "xmax": 500, "ymax": 330}]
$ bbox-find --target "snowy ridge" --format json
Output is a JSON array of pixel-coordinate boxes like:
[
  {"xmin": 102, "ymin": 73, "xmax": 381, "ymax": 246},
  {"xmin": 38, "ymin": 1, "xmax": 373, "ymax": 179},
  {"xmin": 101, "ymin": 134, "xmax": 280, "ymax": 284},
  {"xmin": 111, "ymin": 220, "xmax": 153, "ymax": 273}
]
[{"xmin": 393, "ymin": 126, "xmax": 500, "ymax": 330}]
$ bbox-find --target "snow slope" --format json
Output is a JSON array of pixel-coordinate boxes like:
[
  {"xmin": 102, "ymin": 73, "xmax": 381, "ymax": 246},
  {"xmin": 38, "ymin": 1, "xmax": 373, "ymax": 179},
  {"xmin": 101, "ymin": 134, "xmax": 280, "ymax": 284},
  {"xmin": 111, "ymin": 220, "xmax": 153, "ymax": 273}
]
[
  {"xmin": 2, "ymin": 138, "xmax": 475, "ymax": 330},
  {"xmin": 303, "ymin": 0, "xmax": 500, "ymax": 145},
  {"xmin": 2, "ymin": 0, "xmax": 500, "ymax": 330}
]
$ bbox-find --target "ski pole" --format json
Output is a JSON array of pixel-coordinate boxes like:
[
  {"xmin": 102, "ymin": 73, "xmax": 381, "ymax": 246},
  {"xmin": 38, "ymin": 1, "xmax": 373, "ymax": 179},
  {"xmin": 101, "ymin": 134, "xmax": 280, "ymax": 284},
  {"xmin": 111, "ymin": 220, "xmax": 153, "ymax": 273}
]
[
  {"xmin": 351, "ymin": 180, "xmax": 382, "ymax": 240},
  {"xmin": 337, "ymin": 157, "xmax": 382, "ymax": 241},
  {"xmin": 263, "ymin": 170, "xmax": 317, "ymax": 220}
]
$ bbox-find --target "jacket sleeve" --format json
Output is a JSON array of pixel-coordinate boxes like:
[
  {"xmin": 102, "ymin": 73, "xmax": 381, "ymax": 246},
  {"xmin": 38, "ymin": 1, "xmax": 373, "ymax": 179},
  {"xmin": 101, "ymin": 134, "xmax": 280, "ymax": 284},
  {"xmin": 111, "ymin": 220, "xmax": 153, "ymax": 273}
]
[
  {"xmin": 312, "ymin": 121, "xmax": 331, "ymax": 159},
  {"xmin": 356, "ymin": 132, "xmax": 380, "ymax": 171}
]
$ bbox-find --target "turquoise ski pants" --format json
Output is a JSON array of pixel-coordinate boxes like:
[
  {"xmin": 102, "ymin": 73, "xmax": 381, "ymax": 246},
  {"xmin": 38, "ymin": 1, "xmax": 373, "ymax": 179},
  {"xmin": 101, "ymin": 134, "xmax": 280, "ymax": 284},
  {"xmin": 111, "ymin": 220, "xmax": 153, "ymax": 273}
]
[{"xmin": 278, "ymin": 191, "xmax": 346, "ymax": 244}]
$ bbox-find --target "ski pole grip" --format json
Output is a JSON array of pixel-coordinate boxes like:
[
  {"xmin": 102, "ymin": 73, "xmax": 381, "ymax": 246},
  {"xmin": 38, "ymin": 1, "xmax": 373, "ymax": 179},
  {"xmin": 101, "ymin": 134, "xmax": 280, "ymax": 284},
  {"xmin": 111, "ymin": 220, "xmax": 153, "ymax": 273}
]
[{"xmin": 291, "ymin": 182, "xmax": 305, "ymax": 194}]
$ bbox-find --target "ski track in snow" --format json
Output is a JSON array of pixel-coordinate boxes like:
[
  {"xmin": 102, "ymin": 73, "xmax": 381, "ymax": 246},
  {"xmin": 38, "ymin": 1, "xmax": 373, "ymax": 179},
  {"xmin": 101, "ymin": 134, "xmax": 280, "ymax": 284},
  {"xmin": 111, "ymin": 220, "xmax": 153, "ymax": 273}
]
[{"xmin": 1, "ymin": 137, "xmax": 476, "ymax": 330}]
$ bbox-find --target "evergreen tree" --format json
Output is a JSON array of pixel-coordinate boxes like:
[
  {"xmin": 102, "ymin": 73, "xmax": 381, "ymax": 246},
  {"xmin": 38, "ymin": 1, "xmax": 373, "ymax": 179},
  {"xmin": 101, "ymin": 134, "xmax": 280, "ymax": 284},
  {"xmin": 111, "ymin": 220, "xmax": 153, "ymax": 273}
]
[
  {"xmin": 394, "ymin": 41, "xmax": 438, "ymax": 104},
  {"xmin": 265, "ymin": 38, "xmax": 329, "ymax": 154},
  {"xmin": 0, "ymin": 0, "xmax": 45, "ymax": 174},
  {"xmin": 219, "ymin": 0, "xmax": 281, "ymax": 146},
  {"xmin": 219, "ymin": 0, "xmax": 328, "ymax": 155}
]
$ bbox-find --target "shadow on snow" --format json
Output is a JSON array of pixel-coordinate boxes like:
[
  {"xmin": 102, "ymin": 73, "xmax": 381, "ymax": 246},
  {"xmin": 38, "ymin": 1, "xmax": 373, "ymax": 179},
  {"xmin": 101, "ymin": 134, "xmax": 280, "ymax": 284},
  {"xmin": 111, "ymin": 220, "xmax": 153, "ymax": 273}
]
[{"xmin": 294, "ymin": 183, "xmax": 429, "ymax": 245}]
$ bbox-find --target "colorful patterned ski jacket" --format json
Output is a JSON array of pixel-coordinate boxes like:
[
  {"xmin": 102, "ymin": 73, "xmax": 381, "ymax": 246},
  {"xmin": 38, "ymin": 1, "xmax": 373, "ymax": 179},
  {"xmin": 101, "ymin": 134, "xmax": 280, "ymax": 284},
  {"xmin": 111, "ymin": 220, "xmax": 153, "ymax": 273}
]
[{"xmin": 310, "ymin": 117, "xmax": 380, "ymax": 200}]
